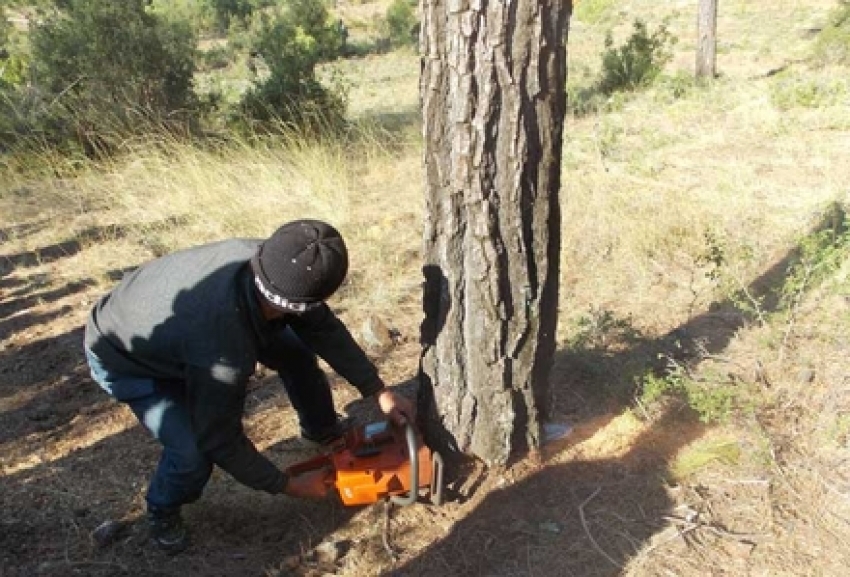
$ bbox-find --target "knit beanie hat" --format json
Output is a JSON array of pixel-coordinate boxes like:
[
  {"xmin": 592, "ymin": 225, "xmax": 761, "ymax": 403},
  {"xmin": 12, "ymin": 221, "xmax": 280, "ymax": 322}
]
[{"xmin": 250, "ymin": 219, "xmax": 349, "ymax": 312}]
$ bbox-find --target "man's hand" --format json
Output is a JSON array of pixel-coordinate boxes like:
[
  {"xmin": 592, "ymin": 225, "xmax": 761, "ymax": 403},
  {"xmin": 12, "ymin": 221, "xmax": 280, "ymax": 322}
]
[
  {"xmin": 284, "ymin": 468, "xmax": 333, "ymax": 499},
  {"xmin": 377, "ymin": 389, "xmax": 415, "ymax": 426}
]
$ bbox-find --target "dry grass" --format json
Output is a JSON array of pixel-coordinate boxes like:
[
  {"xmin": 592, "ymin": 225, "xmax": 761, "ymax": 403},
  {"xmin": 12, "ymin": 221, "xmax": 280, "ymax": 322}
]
[{"xmin": 3, "ymin": 0, "xmax": 850, "ymax": 575}]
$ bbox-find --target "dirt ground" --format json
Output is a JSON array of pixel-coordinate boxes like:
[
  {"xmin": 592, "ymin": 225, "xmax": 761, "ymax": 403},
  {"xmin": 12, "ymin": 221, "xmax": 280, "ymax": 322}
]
[
  {"xmin": 6, "ymin": 227, "xmax": 817, "ymax": 577},
  {"xmin": 1, "ymin": 226, "xmax": 733, "ymax": 577}
]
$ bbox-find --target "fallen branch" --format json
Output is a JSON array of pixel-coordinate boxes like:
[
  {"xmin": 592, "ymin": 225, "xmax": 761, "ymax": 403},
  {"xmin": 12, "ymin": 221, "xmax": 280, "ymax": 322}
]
[
  {"xmin": 662, "ymin": 515, "xmax": 769, "ymax": 543},
  {"xmin": 578, "ymin": 487, "xmax": 623, "ymax": 569},
  {"xmin": 382, "ymin": 500, "xmax": 400, "ymax": 561}
]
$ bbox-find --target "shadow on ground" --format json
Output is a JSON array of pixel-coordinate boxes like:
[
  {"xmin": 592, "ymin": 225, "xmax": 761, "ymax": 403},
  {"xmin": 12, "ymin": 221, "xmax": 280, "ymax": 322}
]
[
  {"xmin": 1, "ymin": 224, "xmax": 361, "ymax": 576},
  {"xmin": 1, "ymin": 207, "xmax": 842, "ymax": 576},
  {"xmin": 0, "ymin": 401, "xmax": 360, "ymax": 577},
  {"xmin": 393, "ymin": 412, "xmax": 704, "ymax": 577},
  {"xmin": 391, "ymin": 208, "xmax": 844, "ymax": 576}
]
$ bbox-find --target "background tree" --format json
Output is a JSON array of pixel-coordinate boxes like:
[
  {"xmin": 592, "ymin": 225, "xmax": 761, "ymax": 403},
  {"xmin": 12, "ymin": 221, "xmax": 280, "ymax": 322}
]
[
  {"xmin": 383, "ymin": 0, "xmax": 418, "ymax": 49},
  {"xmin": 238, "ymin": 0, "xmax": 345, "ymax": 130},
  {"xmin": 696, "ymin": 0, "xmax": 718, "ymax": 78},
  {"xmin": 27, "ymin": 0, "xmax": 196, "ymax": 152},
  {"xmin": 205, "ymin": 0, "xmax": 255, "ymax": 32},
  {"xmin": 418, "ymin": 0, "xmax": 572, "ymax": 465}
]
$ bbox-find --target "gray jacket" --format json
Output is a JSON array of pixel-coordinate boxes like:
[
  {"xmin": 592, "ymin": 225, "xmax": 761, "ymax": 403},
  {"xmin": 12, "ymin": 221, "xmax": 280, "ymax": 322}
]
[{"xmin": 84, "ymin": 238, "xmax": 383, "ymax": 493}]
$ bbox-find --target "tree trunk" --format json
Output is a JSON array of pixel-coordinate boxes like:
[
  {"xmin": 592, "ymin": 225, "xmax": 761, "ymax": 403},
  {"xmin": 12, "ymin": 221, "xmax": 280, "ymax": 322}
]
[
  {"xmin": 418, "ymin": 0, "xmax": 571, "ymax": 466},
  {"xmin": 696, "ymin": 0, "xmax": 718, "ymax": 78}
]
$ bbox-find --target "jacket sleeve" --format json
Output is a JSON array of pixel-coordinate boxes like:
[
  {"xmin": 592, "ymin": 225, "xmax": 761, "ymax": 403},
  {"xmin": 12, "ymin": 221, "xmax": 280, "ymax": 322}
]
[
  {"xmin": 288, "ymin": 305, "xmax": 385, "ymax": 398},
  {"xmin": 184, "ymin": 364, "xmax": 288, "ymax": 494}
]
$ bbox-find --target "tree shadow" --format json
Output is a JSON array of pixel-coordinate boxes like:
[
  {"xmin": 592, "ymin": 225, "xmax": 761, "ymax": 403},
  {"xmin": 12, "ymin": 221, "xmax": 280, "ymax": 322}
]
[
  {"xmin": 393, "ymin": 411, "xmax": 705, "ymax": 577},
  {"xmin": 3, "ymin": 199, "xmax": 843, "ymax": 576},
  {"xmin": 0, "ymin": 271, "xmax": 131, "ymax": 337},
  {"xmin": 0, "ymin": 327, "xmax": 102, "ymax": 444},
  {"xmin": 0, "ymin": 220, "xmax": 139, "ymax": 342},
  {"xmin": 1, "ymin": 282, "xmax": 90, "ymax": 327},
  {"xmin": 393, "ymin": 204, "xmax": 846, "ymax": 575},
  {"xmin": 0, "ymin": 274, "xmax": 27, "ymax": 291},
  {"xmin": 0, "ymin": 225, "xmax": 127, "ymax": 271},
  {"xmin": 0, "ymin": 216, "xmax": 59, "ymax": 260},
  {"xmin": 0, "ymin": 405, "xmax": 359, "ymax": 577}
]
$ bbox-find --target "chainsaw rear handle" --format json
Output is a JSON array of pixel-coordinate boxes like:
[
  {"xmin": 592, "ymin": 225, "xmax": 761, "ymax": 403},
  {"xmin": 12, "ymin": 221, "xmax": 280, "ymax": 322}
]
[{"xmin": 389, "ymin": 423, "xmax": 419, "ymax": 506}]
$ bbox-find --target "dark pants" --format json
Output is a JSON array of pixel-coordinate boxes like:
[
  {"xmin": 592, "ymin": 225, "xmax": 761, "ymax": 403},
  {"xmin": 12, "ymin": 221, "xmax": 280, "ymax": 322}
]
[{"xmin": 85, "ymin": 327, "xmax": 336, "ymax": 512}]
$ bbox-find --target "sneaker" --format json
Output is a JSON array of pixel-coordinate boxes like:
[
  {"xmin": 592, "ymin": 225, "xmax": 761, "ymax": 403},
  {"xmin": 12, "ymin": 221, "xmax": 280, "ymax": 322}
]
[
  {"xmin": 301, "ymin": 416, "xmax": 354, "ymax": 448},
  {"xmin": 147, "ymin": 508, "xmax": 188, "ymax": 555}
]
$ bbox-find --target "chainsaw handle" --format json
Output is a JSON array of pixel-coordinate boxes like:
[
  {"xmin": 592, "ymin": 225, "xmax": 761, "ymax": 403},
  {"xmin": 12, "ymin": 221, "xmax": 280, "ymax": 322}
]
[{"xmin": 389, "ymin": 423, "xmax": 419, "ymax": 506}]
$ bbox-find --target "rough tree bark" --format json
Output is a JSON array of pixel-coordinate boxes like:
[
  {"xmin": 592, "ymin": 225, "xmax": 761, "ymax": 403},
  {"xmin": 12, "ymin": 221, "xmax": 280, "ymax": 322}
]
[
  {"xmin": 696, "ymin": 0, "xmax": 718, "ymax": 78},
  {"xmin": 418, "ymin": 0, "xmax": 571, "ymax": 466}
]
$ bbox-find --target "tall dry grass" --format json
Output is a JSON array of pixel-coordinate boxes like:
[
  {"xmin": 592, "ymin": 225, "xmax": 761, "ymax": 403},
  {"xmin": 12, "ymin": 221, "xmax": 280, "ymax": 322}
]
[{"xmin": 1, "ymin": 122, "xmax": 424, "ymax": 324}]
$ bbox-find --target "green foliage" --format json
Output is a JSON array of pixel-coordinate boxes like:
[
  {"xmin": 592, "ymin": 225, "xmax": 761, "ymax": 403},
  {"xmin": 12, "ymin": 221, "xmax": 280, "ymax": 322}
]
[
  {"xmin": 18, "ymin": 0, "xmax": 197, "ymax": 153},
  {"xmin": 568, "ymin": 307, "xmax": 641, "ymax": 351},
  {"xmin": 0, "ymin": 50, "xmax": 25, "ymax": 88},
  {"xmin": 1, "ymin": 6, "xmax": 23, "ymax": 88},
  {"xmin": 597, "ymin": 19, "xmax": 676, "ymax": 95},
  {"xmin": 149, "ymin": 0, "xmax": 217, "ymax": 34},
  {"xmin": 779, "ymin": 204, "xmax": 850, "ymax": 312},
  {"xmin": 561, "ymin": 307, "xmax": 646, "ymax": 402},
  {"xmin": 197, "ymin": 43, "xmax": 234, "ymax": 73},
  {"xmin": 695, "ymin": 231, "xmax": 767, "ymax": 324},
  {"xmin": 205, "ymin": 0, "xmax": 255, "ymax": 32},
  {"xmin": 383, "ymin": 0, "xmax": 418, "ymax": 49},
  {"xmin": 689, "ymin": 204, "xmax": 850, "ymax": 355},
  {"xmin": 567, "ymin": 19, "xmax": 679, "ymax": 115},
  {"xmin": 1, "ymin": 7, "xmax": 29, "ymax": 147},
  {"xmin": 654, "ymin": 70, "xmax": 699, "ymax": 101},
  {"xmin": 769, "ymin": 73, "xmax": 850, "ymax": 110},
  {"xmin": 573, "ymin": 0, "xmax": 617, "ymax": 25},
  {"xmin": 639, "ymin": 360, "xmax": 739, "ymax": 424},
  {"xmin": 0, "ymin": 5, "xmax": 8, "ymax": 50},
  {"xmin": 813, "ymin": 0, "xmax": 850, "ymax": 65},
  {"xmin": 237, "ymin": 0, "xmax": 346, "ymax": 131},
  {"xmin": 669, "ymin": 437, "xmax": 741, "ymax": 479}
]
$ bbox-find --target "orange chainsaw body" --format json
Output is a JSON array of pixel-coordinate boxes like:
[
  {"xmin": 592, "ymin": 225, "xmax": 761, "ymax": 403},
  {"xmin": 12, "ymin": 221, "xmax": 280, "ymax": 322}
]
[{"xmin": 287, "ymin": 421, "xmax": 442, "ymax": 507}]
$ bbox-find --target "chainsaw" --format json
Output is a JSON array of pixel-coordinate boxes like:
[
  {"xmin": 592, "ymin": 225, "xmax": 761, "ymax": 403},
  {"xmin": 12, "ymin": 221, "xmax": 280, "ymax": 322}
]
[{"xmin": 286, "ymin": 421, "xmax": 444, "ymax": 507}]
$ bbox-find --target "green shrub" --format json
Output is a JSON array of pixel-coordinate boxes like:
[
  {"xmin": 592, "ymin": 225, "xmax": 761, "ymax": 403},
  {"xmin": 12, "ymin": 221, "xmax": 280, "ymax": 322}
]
[
  {"xmin": 769, "ymin": 74, "xmax": 850, "ymax": 110},
  {"xmin": 204, "ymin": 0, "xmax": 255, "ymax": 32},
  {"xmin": 383, "ymin": 0, "xmax": 418, "ymax": 49},
  {"xmin": 639, "ymin": 363, "xmax": 739, "ymax": 424},
  {"xmin": 573, "ymin": 0, "xmax": 617, "ymax": 25},
  {"xmin": 813, "ymin": 0, "xmax": 850, "ymax": 65},
  {"xmin": 567, "ymin": 307, "xmax": 641, "ymax": 351},
  {"xmin": 149, "ymin": 0, "xmax": 217, "ymax": 34},
  {"xmin": 779, "ymin": 204, "xmax": 850, "ymax": 312},
  {"xmin": 22, "ymin": 0, "xmax": 197, "ymax": 154},
  {"xmin": 0, "ymin": 5, "xmax": 8, "ymax": 53},
  {"xmin": 597, "ymin": 19, "xmax": 676, "ymax": 95},
  {"xmin": 237, "ymin": 0, "xmax": 346, "ymax": 132},
  {"xmin": 1, "ymin": 7, "xmax": 23, "ymax": 89}
]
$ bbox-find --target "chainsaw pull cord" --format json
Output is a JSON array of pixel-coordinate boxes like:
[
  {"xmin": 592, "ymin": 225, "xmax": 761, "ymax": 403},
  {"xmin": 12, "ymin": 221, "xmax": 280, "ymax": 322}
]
[{"xmin": 389, "ymin": 422, "xmax": 419, "ymax": 506}]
